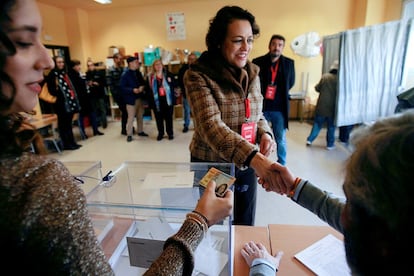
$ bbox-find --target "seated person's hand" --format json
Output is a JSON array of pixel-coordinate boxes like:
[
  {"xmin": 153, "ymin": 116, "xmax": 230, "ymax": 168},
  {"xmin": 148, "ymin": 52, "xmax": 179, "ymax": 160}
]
[
  {"xmin": 194, "ymin": 180, "xmax": 233, "ymax": 226},
  {"xmin": 241, "ymin": 241, "xmax": 283, "ymax": 271}
]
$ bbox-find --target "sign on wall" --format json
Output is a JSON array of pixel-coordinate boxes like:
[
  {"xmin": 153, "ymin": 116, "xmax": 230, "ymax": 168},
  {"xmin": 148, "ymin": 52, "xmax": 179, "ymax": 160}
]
[{"xmin": 166, "ymin": 12, "xmax": 186, "ymax": 41}]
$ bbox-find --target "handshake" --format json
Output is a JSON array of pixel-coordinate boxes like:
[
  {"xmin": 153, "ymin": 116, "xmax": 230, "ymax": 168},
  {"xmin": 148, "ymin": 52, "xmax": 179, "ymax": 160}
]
[{"xmin": 254, "ymin": 160, "xmax": 296, "ymax": 196}]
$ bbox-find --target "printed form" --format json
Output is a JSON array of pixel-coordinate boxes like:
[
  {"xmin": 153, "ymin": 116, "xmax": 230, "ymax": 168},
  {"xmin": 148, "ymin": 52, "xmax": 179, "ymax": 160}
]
[{"xmin": 294, "ymin": 234, "xmax": 351, "ymax": 276}]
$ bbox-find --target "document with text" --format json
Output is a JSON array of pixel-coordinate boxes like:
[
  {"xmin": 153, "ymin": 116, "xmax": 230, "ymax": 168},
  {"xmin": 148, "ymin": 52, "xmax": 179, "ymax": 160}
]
[{"xmin": 294, "ymin": 234, "xmax": 351, "ymax": 276}]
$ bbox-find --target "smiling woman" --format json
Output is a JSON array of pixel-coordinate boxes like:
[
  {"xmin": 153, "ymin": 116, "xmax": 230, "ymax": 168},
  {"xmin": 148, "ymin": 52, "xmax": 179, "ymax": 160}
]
[
  {"xmin": 2, "ymin": 8, "xmax": 51, "ymax": 114},
  {"xmin": 185, "ymin": 5, "xmax": 279, "ymax": 227},
  {"xmin": 0, "ymin": 0, "xmax": 114, "ymax": 274},
  {"xmin": 184, "ymin": 5, "xmax": 283, "ymax": 273},
  {"xmin": 0, "ymin": 3, "xmax": 233, "ymax": 274}
]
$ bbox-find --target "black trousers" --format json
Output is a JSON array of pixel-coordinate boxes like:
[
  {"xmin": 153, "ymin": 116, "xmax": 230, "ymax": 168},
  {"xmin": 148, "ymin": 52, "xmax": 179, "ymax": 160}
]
[
  {"xmin": 56, "ymin": 111, "xmax": 76, "ymax": 148},
  {"xmin": 233, "ymin": 167, "xmax": 257, "ymax": 226},
  {"xmin": 114, "ymin": 94, "xmax": 127, "ymax": 132},
  {"xmin": 339, "ymin": 125, "xmax": 354, "ymax": 143},
  {"xmin": 154, "ymin": 104, "xmax": 174, "ymax": 137},
  {"xmin": 191, "ymin": 156, "xmax": 257, "ymax": 226}
]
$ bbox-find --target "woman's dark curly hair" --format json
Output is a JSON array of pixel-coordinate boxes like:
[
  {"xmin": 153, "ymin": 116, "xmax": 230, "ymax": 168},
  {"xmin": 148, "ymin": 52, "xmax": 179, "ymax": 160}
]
[
  {"xmin": 0, "ymin": 0, "xmax": 46, "ymax": 156},
  {"xmin": 0, "ymin": 0, "xmax": 16, "ymax": 111},
  {"xmin": 205, "ymin": 6, "xmax": 260, "ymax": 55}
]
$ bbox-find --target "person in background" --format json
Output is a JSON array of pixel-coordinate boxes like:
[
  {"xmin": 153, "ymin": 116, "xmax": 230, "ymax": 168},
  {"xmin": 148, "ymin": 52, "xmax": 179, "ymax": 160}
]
[
  {"xmin": 338, "ymin": 124, "xmax": 355, "ymax": 146},
  {"xmin": 120, "ymin": 56, "xmax": 148, "ymax": 142},
  {"xmin": 0, "ymin": 2, "xmax": 233, "ymax": 274},
  {"xmin": 253, "ymin": 34, "xmax": 295, "ymax": 165},
  {"xmin": 184, "ymin": 5, "xmax": 278, "ymax": 226},
  {"xmin": 306, "ymin": 60, "xmax": 338, "ymax": 150},
  {"xmin": 147, "ymin": 59, "xmax": 176, "ymax": 141},
  {"xmin": 177, "ymin": 52, "xmax": 197, "ymax": 133},
  {"xmin": 107, "ymin": 53, "xmax": 127, "ymax": 135},
  {"xmin": 255, "ymin": 110, "xmax": 414, "ymax": 275},
  {"xmin": 135, "ymin": 60, "xmax": 149, "ymax": 137},
  {"xmin": 68, "ymin": 59, "xmax": 104, "ymax": 138},
  {"xmin": 86, "ymin": 60, "xmax": 108, "ymax": 129},
  {"xmin": 46, "ymin": 56, "xmax": 81, "ymax": 150}
]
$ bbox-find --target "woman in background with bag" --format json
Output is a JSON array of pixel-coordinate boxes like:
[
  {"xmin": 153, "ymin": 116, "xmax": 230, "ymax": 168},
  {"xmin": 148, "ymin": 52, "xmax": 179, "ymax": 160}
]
[
  {"xmin": 147, "ymin": 59, "xmax": 176, "ymax": 141},
  {"xmin": 46, "ymin": 56, "xmax": 81, "ymax": 150}
]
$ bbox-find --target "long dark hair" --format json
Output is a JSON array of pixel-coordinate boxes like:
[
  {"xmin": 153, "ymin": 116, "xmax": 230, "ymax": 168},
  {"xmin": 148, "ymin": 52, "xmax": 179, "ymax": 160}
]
[
  {"xmin": 205, "ymin": 6, "xmax": 260, "ymax": 55},
  {"xmin": 0, "ymin": 0, "xmax": 46, "ymax": 156},
  {"xmin": 0, "ymin": 0, "xmax": 16, "ymax": 112}
]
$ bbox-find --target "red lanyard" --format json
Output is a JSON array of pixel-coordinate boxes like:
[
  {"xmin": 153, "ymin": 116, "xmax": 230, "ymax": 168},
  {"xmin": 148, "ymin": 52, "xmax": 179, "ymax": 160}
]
[
  {"xmin": 245, "ymin": 98, "xmax": 251, "ymax": 120},
  {"xmin": 270, "ymin": 60, "xmax": 279, "ymax": 85}
]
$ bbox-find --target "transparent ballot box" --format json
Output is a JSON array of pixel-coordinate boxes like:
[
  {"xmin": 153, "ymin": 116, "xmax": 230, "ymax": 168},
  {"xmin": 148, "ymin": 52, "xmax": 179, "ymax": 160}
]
[
  {"xmin": 62, "ymin": 160, "xmax": 104, "ymax": 196},
  {"xmin": 86, "ymin": 161, "xmax": 235, "ymax": 276}
]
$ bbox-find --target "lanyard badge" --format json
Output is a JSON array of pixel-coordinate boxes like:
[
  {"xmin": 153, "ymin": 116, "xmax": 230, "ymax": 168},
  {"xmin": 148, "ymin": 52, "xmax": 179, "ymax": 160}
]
[
  {"xmin": 241, "ymin": 98, "xmax": 256, "ymax": 144},
  {"xmin": 158, "ymin": 86, "xmax": 166, "ymax": 96},
  {"xmin": 265, "ymin": 61, "xmax": 279, "ymax": 100},
  {"xmin": 265, "ymin": 85, "xmax": 276, "ymax": 100}
]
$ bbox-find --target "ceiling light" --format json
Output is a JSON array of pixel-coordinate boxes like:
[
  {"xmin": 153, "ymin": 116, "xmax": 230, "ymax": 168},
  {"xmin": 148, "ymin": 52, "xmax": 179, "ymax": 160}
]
[{"xmin": 94, "ymin": 0, "xmax": 112, "ymax": 4}]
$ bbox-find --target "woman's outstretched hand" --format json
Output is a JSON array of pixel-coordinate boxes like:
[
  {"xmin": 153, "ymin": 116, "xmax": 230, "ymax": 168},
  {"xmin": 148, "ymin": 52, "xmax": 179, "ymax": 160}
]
[{"xmin": 194, "ymin": 180, "xmax": 233, "ymax": 226}]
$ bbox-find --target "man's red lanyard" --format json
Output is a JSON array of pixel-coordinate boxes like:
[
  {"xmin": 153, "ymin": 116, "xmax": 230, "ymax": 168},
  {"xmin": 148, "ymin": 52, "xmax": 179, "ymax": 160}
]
[{"xmin": 270, "ymin": 60, "xmax": 279, "ymax": 85}]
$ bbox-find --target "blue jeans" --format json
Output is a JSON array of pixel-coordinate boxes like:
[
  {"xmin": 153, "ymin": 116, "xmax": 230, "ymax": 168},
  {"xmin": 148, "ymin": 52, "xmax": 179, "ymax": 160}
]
[
  {"xmin": 183, "ymin": 97, "xmax": 191, "ymax": 128},
  {"xmin": 307, "ymin": 115, "xmax": 336, "ymax": 147},
  {"xmin": 263, "ymin": 111, "xmax": 287, "ymax": 165}
]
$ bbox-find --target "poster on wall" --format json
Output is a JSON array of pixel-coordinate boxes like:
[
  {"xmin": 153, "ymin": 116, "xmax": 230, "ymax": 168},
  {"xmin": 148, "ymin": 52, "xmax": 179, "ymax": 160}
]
[{"xmin": 166, "ymin": 12, "xmax": 186, "ymax": 41}]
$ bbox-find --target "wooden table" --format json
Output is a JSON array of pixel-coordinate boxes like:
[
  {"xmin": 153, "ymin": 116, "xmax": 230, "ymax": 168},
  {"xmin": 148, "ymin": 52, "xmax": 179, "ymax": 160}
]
[
  {"xmin": 232, "ymin": 225, "xmax": 271, "ymax": 276},
  {"xmin": 233, "ymin": 224, "xmax": 343, "ymax": 275},
  {"xmin": 29, "ymin": 113, "xmax": 60, "ymax": 153}
]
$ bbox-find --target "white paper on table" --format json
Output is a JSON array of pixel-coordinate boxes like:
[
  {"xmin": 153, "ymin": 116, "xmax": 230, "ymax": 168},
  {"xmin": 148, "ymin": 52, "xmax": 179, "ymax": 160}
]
[
  {"xmin": 142, "ymin": 172, "xmax": 194, "ymax": 189},
  {"xmin": 294, "ymin": 234, "xmax": 351, "ymax": 276}
]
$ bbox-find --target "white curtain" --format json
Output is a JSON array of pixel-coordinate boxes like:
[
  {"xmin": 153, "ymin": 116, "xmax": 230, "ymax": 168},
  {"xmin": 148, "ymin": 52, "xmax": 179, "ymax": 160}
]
[
  {"xmin": 322, "ymin": 33, "xmax": 341, "ymax": 74},
  {"xmin": 336, "ymin": 20, "xmax": 409, "ymax": 126},
  {"xmin": 401, "ymin": 18, "xmax": 414, "ymax": 90}
]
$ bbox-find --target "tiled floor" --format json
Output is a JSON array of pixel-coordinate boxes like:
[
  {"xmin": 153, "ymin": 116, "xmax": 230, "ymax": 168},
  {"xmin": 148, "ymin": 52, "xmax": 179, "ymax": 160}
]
[{"xmin": 50, "ymin": 116, "xmax": 351, "ymax": 227}]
